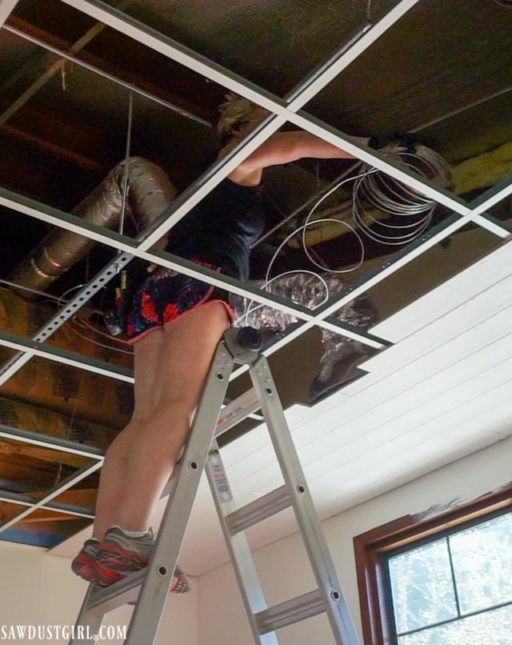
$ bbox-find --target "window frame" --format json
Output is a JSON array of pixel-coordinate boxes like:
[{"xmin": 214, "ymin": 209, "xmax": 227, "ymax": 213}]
[{"xmin": 353, "ymin": 483, "xmax": 512, "ymax": 645}]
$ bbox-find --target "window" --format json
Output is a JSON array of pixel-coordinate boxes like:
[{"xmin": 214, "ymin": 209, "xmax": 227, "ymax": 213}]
[{"xmin": 354, "ymin": 485, "xmax": 512, "ymax": 645}]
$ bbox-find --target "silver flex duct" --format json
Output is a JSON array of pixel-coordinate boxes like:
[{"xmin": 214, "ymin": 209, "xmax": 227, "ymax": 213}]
[
  {"xmin": 231, "ymin": 272, "xmax": 379, "ymax": 383},
  {"xmin": 8, "ymin": 157, "xmax": 177, "ymax": 299}
]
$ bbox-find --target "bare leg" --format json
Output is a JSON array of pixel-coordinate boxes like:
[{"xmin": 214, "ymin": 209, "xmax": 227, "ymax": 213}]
[
  {"xmin": 92, "ymin": 302, "xmax": 229, "ymax": 538},
  {"xmin": 92, "ymin": 329, "xmax": 166, "ymax": 539}
]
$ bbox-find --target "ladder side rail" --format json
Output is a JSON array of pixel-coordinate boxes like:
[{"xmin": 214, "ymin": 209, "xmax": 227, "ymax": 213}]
[
  {"xmin": 250, "ymin": 356, "xmax": 360, "ymax": 645},
  {"xmin": 124, "ymin": 341, "xmax": 235, "ymax": 644},
  {"xmin": 206, "ymin": 441, "xmax": 280, "ymax": 645},
  {"xmin": 70, "ymin": 586, "xmax": 105, "ymax": 645}
]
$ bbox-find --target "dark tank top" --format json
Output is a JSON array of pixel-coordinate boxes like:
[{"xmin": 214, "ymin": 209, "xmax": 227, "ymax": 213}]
[{"xmin": 165, "ymin": 178, "xmax": 265, "ymax": 281}]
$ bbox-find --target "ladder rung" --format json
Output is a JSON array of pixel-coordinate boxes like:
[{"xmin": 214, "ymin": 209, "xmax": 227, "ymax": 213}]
[
  {"xmin": 226, "ymin": 485, "xmax": 291, "ymax": 534},
  {"xmin": 86, "ymin": 569, "xmax": 146, "ymax": 615},
  {"xmin": 215, "ymin": 388, "xmax": 260, "ymax": 438},
  {"xmin": 255, "ymin": 589, "xmax": 325, "ymax": 634}
]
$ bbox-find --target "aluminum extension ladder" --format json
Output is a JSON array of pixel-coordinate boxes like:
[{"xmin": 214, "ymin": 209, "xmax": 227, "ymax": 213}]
[{"xmin": 71, "ymin": 327, "xmax": 360, "ymax": 645}]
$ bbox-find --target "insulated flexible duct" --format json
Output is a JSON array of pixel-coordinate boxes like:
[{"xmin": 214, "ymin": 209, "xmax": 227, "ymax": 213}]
[
  {"xmin": 9, "ymin": 157, "xmax": 177, "ymax": 299},
  {"xmin": 231, "ymin": 271, "xmax": 379, "ymax": 381}
]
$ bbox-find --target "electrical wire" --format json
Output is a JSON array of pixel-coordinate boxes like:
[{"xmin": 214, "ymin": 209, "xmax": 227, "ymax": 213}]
[
  {"xmin": 235, "ymin": 172, "xmax": 374, "ymax": 324},
  {"xmin": 492, "ymin": 0, "xmax": 512, "ymax": 9},
  {"xmin": 299, "ymin": 169, "xmax": 375, "ymax": 273},
  {"xmin": 237, "ymin": 145, "xmax": 450, "ymax": 325},
  {"xmin": 57, "ymin": 283, "xmax": 86, "ymax": 308},
  {"xmin": 69, "ymin": 314, "xmax": 133, "ymax": 355},
  {"xmin": 0, "ymin": 279, "xmax": 71, "ymax": 305},
  {"xmin": 73, "ymin": 312, "xmax": 131, "ymax": 346},
  {"xmin": 53, "ymin": 282, "xmax": 133, "ymax": 355},
  {"xmin": 352, "ymin": 145, "xmax": 451, "ymax": 246},
  {"xmin": 366, "ymin": 0, "xmax": 373, "ymax": 22},
  {"xmin": 254, "ymin": 161, "xmax": 362, "ymax": 247},
  {"xmin": 66, "ymin": 90, "xmax": 137, "ymax": 353},
  {"xmin": 34, "ymin": 93, "xmax": 136, "ymax": 351},
  {"xmin": 266, "ymin": 170, "xmax": 374, "ymax": 281}
]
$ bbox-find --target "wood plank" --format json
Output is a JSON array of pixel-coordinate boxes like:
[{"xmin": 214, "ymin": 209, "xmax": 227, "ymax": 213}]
[
  {"xmin": 310, "ymin": 431, "xmax": 502, "ymax": 519},
  {"xmin": 370, "ymin": 241, "xmax": 512, "ymax": 344},
  {"xmin": 229, "ymin": 349, "xmax": 512, "ymax": 498},
  {"xmin": 303, "ymin": 369, "xmax": 512, "ymax": 484},
  {"xmin": 350, "ymin": 270, "xmax": 512, "ymax": 391},
  {"xmin": 290, "ymin": 337, "xmax": 512, "ymax": 473},
  {"xmin": 0, "ymin": 440, "xmax": 89, "ymax": 468}
]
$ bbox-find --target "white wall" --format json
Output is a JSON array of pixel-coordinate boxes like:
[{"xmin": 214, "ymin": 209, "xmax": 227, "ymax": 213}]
[
  {"xmin": 3, "ymin": 436, "xmax": 510, "ymax": 645},
  {"xmin": 0, "ymin": 541, "xmax": 198, "ymax": 645},
  {"xmin": 197, "ymin": 435, "xmax": 512, "ymax": 645}
]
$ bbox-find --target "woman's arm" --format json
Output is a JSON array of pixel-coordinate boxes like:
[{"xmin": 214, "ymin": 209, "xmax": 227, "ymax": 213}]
[{"xmin": 228, "ymin": 131, "xmax": 369, "ymax": 184}]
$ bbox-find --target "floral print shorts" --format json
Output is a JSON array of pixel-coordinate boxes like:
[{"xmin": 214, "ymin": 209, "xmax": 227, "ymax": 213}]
[{"xmin": 125, "ymin": 260, "xmax": 234, "ymax": 343}]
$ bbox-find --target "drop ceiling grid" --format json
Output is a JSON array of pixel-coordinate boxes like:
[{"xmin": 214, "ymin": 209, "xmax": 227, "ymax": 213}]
[
  {"xmin": 0, "ymin": 0, "xmax": 429, "ymax": 538},
  {"xmin": 1, "ymin": 1, "xmax": 508, "ymax": 388},
  {"xmin": 0, "ymin": 0, "xmax": 508, "ymax": 544}
]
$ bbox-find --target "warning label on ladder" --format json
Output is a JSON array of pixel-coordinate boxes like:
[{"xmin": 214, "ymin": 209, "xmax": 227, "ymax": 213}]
[{"xmin": 208, "ymin": 450, "xmax": 233, "ymax": 502}]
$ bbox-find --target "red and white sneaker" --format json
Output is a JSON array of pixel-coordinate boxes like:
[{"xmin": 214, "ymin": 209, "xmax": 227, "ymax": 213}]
[
  {"xmin": 71, "ymin": 538, "xmax": 124, "ymax": 587},
  {"xmin": 96, "ymin": 526, "xmax": 191, "ymax": 593}
]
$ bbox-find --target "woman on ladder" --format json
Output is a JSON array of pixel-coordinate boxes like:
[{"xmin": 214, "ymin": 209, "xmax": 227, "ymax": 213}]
[{"xmin": 71, "ymin": 95, "xmax": 369, "ymax": 589}]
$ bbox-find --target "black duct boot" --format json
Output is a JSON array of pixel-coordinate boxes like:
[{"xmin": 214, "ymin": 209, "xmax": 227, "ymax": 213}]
[{"xmin": 309, "ymin": 342, "xmax": 373, "ymax": 404}]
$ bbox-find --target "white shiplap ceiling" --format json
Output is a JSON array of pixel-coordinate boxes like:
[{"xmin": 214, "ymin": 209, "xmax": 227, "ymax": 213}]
[{"xmin": 52, "ymin": 236, "xmax": 512, "ymax": 575}]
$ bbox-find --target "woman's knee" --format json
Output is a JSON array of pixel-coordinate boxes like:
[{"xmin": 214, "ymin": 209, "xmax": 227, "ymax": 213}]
[
  {"xmin": 131, "ymin": 395, "xmax": 191, "ymax": 426},
  {"xmin": 148, "ymin": 398, "xmax": 196, "ymax": 431},
  {"xmin": 104, "ymin": 419, "xmax": 143, "ymax": 462}
]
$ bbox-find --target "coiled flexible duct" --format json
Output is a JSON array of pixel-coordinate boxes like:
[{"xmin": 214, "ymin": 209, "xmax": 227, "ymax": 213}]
[{"xmin": 9, "ymin": 157, "xmax": 177, "ymax": 299}]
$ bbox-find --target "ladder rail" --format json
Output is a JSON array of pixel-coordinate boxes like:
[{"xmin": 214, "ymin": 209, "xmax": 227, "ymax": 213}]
[
  {"xmin": 71, "ymin": 586, "xmax": 105, "ymax": 645},
  {"xmin": 206, "ymin": 442, "xmax": 280, "ymax": 645},
  {"xmin": 250, "ymin": 355, "xmax": 360, "ymax": 645},
  {"xmin": 124, "ymin": 341, "xmax": 234, "ymax": 644}
]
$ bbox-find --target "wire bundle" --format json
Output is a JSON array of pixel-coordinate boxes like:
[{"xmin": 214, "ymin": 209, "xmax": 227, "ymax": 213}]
[
  {"xmin": 236, "ymin": 144, "xmax": 451, "ymax": 324},
  {"xmin": 352, "ymin": 144, "xmax": 452, "ymax": 246},
  {"xmin": 234, "ymin": 171, "xmax": 372, "ymax": 324}
]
